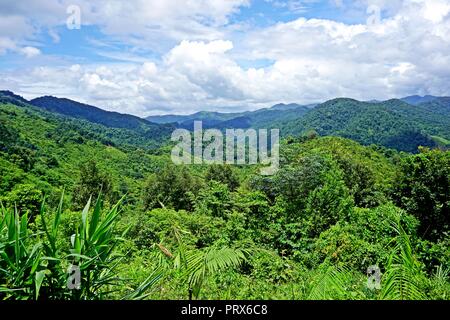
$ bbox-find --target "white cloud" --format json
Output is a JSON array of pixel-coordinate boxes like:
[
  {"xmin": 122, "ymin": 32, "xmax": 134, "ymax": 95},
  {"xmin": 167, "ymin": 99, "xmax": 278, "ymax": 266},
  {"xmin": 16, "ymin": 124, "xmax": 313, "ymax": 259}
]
[
  {"xmin": 422, "ymin": 0, "xmax": 450, "ymax": 23},
  {"xmin": 0, "ymin": 0, "xmax": 250, "ymax": 47},
  {"xmin": 1, "ymin": 0, "xmax": 450, "ymax": 116},
  {"xmin": 20, "ymin": 46, "xmax": 41, "ymax": 58}
]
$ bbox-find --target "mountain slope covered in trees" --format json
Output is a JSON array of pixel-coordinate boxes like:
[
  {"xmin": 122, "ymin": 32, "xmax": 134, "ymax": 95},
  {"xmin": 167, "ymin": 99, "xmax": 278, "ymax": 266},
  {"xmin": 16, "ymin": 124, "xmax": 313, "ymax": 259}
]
[
  {"xmin": 147, "ymin": 95, "xmax": 450, "ymax": 152},
  {"xmin": 0, "ymin": 91, "xmax": 175, "ymax": 149},
  {"xmin": 278, "ymin": 98, "xmax": 450, "ymax": 152},
  {"xmin": 147, "ymin": 103, "xmax": 311, "ymax": 130},
  {"xmin": 0, "ymin": 100, "xmax": 171, "ymax": 207},
  {"xmin": 30, "ymin": 95, "xmax": 172, "ymax": 131},
  {"xmin": 0, "ymin": 92, "xmax": 449, "ymax": 300}
]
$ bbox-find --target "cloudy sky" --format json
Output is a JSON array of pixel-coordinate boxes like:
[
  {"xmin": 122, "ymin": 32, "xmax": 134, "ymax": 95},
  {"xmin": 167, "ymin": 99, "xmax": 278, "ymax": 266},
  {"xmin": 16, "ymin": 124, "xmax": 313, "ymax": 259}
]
[{"xmin": 0, "ymin": 0, "xmax": 449, "ymax": 116}]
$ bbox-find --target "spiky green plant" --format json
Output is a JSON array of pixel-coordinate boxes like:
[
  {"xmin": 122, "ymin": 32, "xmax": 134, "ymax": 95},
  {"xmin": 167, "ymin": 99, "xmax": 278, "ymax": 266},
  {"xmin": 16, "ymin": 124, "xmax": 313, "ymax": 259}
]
[
  {"xmin": 67, "ymin": 195, "xmax": 124, "ymax": 299},
  {"xmin": 0, "ymin": 206, "xmax": 46, "ymax": 300},
  {"xmin": 427, "ymin": 265, "xmax": 450, "ymax": 300},
  {"xmin": 0, "ymin": 195, "xmax": 162, "ymax": 300},
  {"xmin": 380, "ymin": 216, "xmax": 426, "ymax": 300}
]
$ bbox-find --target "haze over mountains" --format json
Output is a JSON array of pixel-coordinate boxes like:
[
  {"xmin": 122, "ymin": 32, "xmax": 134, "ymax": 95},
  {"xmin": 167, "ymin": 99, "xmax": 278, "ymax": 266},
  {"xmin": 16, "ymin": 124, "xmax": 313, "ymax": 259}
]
[
  {"xmin": 1, "ymin": 90, "xmax": 449, "ymax": 153},
  {"xmin": 144, "ymin": 94, "xmax": 450, "ymax": 152},
  {"xmin": 148, "ymin": 103, "xmax": 313, "ymax": 130}
]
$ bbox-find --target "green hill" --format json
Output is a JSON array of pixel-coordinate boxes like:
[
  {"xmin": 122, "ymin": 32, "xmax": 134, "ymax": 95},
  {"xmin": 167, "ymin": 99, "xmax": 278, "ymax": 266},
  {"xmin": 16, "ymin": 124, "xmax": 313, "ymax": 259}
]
[
  {"xmin": 30, "ymin": 95, "xmax": 174, "ymax": 132},
  {"xmin": 147, "ymin": 103, "xmax": 311, "ymax": 130},
  {"xmin": 0, "ymin": 99, "xmax": 172, "ymax": 205},
  {"xmin": 418, "ymin": 97, "xmax": 450, "ymax": 117},
  {"xmin": 1, "ymin": 93, "xmax": 449, "ymax": 301},
  {"xmin": 278, "ymin": 98, "xmax": 450, "ymax": 153}
]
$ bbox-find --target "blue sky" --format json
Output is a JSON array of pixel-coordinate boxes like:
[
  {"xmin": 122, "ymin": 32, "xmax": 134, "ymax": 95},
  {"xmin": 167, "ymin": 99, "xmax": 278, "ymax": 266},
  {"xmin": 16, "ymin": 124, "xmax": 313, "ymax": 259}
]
[
  {"xmin": 0, "ymin": 0, "xmax": 449, "ymax": 116},
  {"xmin": 0, "ymin": 1, "xmax": 394, "ymax": 67}
]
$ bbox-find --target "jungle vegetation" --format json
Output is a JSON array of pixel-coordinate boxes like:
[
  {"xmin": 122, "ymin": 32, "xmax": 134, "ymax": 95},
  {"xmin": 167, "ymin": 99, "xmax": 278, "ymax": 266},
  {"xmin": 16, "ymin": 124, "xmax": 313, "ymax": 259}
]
[{"xmin": 0, "ymin": 92, "xmax": 449, "ymax": 300}]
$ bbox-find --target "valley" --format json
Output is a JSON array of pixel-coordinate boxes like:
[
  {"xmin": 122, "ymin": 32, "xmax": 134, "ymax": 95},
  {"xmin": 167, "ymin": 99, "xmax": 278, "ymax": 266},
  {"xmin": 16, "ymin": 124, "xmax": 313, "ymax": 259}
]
[{"xmin": 0, "ymin": 90, "xmax": 449, "ymax": 300}]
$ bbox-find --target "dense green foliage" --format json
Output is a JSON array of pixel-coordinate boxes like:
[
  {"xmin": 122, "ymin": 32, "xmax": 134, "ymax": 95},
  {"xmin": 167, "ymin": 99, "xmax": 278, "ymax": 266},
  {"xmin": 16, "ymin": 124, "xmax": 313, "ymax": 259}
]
[
  {"xmin": 0, "ymin": 96, "xmax": 449, "ymax": 300},
  {"xmin": 147, "ymin": 103, "xmax": 310, "ymax": 130},
  {"xmin": 279, "ymin": 98, "xmax": 450, "ymax": 153},
  {"xmin": 147, "ymin": 96, "xmax": 450, "ymax": 153},
  {"xmin": 394, "ymin": 148, "xmax": 449, "ymax": 242}
]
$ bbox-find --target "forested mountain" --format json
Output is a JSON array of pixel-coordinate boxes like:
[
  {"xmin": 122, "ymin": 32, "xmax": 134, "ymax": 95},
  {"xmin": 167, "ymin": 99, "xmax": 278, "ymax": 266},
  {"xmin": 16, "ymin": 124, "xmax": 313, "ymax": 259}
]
[
  {"xmin": 3, "ymin": 90, "xmax": 450, "ymax": 153},
  {"xmin": 0, "ymin": 99, "xmax": 171, "ymax": 207},
  {"xmin": 148, "ymin": 103, "xmax": 311, "ymax": 130},
  {"xmin": 0, "ymin": 91, "xmax": 174, "ymax": 149},
  {"xmin": 419, "ymin": 97, "xmax": 450, "ymax": 117},
  {"xmin": 271, "ymin": 103, "xmax": 316, "ymax": 111},
  {"xmin": 1, "ymin": 91, "xmax": 449, "ymax": 301},
  {"xmin": 30, "ymin": 96, "xmax": 167, "ymax": 131},
  {"xmin": 0, "ymin": 90, "xmax": 31, "ymax": 107},
  {"xmin": 278, "ymin": 98, "xmax": 450, "ymax": 152},
  {"xmin": 146, "ymin": 110, "xmax": 238, "ymax": 125},
  {"xmin": 400, "ymin": 95, "xmax": 440, "ymax": 106},
  {"xmin": 147, "ymin": 96, "xmax": 450, "ymax": 152},
  {"xmin": 0, "ymin": 92, "xmax": 174, "ymax": 150}
]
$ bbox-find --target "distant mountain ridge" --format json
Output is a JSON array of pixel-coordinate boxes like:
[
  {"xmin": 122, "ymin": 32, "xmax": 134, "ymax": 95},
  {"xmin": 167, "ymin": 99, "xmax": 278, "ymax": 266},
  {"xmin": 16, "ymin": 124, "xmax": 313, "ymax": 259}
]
[
  {"xmin": 146, "ymin": 103, "xmax": 311, "ymax": 130},
  {"xmin": 417, "ymin": 97, "xmax": 450, "ymax": 116},
  {"xmin": 30, "ymin": 96, "xmax": 161, "ymax": 131},
  {"xmin": 2, "ymin": 89, "xmax": 450, "ymax": 152},
  {"xmin": 0, "ymin": 90, "xmax": 176, "ymax": 149},
  {"xmin": 0, "ymin": 90, "xmax": 31, "ymax": 107},
  {"xmin": 400, "ymin": 95, "xmax": 440, "ymax": 106},
  {"xmin": 278, "ymin": 97, "xmax": 450, "ymax": 152}
]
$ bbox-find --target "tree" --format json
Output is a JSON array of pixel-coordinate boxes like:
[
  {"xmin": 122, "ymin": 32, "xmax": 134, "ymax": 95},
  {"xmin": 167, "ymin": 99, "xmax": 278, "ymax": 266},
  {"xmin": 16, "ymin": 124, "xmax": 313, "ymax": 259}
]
[
  {"xmin": 393, "ymin": 148, "xmax": 449, "ymax": 241},
  {"xmin": 205, "ymin": 165, "xmax": 240, "ymax": 191},
  {"xmin": 73, "ymin": 160, "xmax": 114, "ymax": 209},
  {"xmin": 0, "ymin": 122, "xmax": 17, "ymax": 152},
  {"xmin": 1, "ymin": 184, "xmax": 42, "ymax": 218},
  {"xmin": 333, "ymin": 154, "xmax": 385, "ymax": 208},
  {"xmin": 142, "ymin": 165, "xmax": 201, "ymax": 211},
  {"xmin": 271, "ymin": 154, "xmax": 332, "ymax": 214},
  {"xmin": 194, "ymin": 181, "xmax": 233, "ymax": 218},
  {"xmin": 304, "ymin": 170, "xmax": 354, "ymax": 238}
]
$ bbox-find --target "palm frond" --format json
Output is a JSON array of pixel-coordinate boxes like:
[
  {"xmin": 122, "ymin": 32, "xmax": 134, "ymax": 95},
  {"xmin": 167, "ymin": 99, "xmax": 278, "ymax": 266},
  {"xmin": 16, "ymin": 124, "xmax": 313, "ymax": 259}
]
[
  {"xmin": 380, "ymin": 216, "xmax": 426, "ymax": 300},
  {"xmin": 307, "ymin": 265, "xmax": 354, "ymax": 300},
  {"xmin": 186, "ymin": 247, "xmax": 247, "ymax": 299}
]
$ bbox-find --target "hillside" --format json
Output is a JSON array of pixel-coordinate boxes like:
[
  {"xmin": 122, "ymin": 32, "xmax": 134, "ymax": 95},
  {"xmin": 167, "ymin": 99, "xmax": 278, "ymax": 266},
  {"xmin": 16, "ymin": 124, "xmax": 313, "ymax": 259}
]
[
  {"xmin": 418, "ymin": 97, "xmax": 450, "ymax": 116},
  {"xmin": 0, "ymin": 91, "xmax": 174, "ymax": 149},
  {"xmin": 0, "ymin": 100, "xmax": 170, "ymax": 206},
  {"xmin": 148, "ymin": 103, "xmax": 311, "ymax": 130},
  {"xmin": 278, "ymin": 98, "xmax": 450, "ymax": 153},
  {"xmin": 30, "ymin": 96, "xmax": 169, "ymax": 131},
  {"xmin": 1, "ymin": 93, "xmax": 449, "ymax": 301},
  {"xmin": 6, "ymin": 90, "xmax": 450, "ymax": 153},
  {"xmin": 400, "ymin": 95, "xmax": 439, "ymax": 106},
  {"xmin": 145, "ymin": 96, "xmax": 450, "ymax": 152},
  {"xmin": 0, "ymin": 90, "xmax": 30, "ymax": 106}
]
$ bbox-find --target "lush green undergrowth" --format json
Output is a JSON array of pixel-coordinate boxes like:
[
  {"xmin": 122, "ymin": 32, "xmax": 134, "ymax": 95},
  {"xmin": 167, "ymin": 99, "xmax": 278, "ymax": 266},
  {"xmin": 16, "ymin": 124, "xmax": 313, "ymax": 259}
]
[{"xmin": 0, "ymin": 101, "xmax": 449, "ymax": 300}]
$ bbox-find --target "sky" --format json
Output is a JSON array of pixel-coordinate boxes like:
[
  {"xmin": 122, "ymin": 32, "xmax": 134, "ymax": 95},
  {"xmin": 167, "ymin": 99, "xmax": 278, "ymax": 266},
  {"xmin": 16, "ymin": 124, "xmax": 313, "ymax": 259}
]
[{"xmin": 0, "ymin": 0, "xmax": 450, "ymax": 116}]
